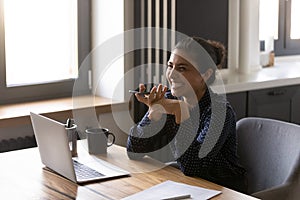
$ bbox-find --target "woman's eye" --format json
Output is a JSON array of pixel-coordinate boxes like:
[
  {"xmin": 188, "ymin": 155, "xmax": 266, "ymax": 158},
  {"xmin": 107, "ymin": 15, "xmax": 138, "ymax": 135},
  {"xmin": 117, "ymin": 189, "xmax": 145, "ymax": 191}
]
[{"xmin": 177, "ymin": 66, "xmax": 186, "ymax": 72}]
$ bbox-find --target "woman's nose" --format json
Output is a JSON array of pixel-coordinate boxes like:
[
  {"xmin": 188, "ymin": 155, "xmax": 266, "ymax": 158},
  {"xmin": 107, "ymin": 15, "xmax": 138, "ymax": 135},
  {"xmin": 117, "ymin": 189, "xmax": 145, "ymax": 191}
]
[{"xmin": 169, "ymin": 68, "xmax": 178, "ymax": 79}]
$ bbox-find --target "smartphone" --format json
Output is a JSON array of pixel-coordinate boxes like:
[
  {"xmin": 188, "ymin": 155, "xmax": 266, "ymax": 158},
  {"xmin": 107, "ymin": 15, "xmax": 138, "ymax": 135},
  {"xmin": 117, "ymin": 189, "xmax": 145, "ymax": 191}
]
[{"xmin": 128, "ymin": 90, "xmax": 151, "ymax": 95}]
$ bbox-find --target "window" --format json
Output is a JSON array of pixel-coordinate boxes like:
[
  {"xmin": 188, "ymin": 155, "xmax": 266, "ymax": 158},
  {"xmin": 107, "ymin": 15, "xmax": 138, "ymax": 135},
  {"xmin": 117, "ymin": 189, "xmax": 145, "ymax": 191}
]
[
  {"xmin": 4, "ymin": 0, "xmax": 78, "ymax": 87},
  {"xmin": 290, "ymin": 0, "xmax": 300, "ymax": 39},
  {"xmin": 0, "ymin": 0, "xmax": 91, "ymax": 104},
  {"xmin": 259, "ymin": 0, "xmax": 279, "ymax": 41},
  {"xmin": 260, "ymin": 0, "xmax": 300, "ymax": 55}
]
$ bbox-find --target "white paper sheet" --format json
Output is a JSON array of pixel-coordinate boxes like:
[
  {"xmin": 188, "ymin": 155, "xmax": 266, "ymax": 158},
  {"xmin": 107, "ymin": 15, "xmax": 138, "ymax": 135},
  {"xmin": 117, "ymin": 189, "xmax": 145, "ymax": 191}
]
[{"xmin": 121, "ymin": 180, "xmax": 221, "ymax": 200}]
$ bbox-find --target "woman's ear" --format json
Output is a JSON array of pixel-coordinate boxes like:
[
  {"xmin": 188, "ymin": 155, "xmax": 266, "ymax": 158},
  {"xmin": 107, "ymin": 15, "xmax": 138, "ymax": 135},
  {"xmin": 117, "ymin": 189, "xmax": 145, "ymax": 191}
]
[{"xmin": 202, "ymin": 68, "xmax": 213, "ymax": 81}]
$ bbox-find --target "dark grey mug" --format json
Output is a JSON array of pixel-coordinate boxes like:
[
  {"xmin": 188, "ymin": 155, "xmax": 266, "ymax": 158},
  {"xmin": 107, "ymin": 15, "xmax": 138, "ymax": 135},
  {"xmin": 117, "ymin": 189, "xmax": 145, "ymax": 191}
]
[{"xmin": 85, "ymin": 128, "xmax": 115, "ymax": 154}]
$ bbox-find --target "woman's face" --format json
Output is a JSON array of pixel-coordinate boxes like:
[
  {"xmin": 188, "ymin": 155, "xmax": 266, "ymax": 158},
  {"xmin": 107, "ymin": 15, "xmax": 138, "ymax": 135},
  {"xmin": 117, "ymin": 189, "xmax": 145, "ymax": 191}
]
[{"xmin": 166, "ymin": 49, "xmax": 210, "ymax": 100}]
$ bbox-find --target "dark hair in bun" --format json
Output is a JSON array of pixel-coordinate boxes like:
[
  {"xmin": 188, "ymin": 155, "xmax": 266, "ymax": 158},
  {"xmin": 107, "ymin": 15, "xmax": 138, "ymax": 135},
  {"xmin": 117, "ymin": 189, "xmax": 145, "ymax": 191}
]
[{"xmin": 174, "ymin": 36, "xmax": 226, "ymax": 85}]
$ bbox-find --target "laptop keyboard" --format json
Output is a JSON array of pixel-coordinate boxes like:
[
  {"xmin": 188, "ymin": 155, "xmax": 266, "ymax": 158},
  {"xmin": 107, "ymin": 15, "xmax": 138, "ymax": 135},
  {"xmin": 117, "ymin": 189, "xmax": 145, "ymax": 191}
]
[{"xmin": 73, "ymin": 160, "xmax": 105, "ymax": 180}]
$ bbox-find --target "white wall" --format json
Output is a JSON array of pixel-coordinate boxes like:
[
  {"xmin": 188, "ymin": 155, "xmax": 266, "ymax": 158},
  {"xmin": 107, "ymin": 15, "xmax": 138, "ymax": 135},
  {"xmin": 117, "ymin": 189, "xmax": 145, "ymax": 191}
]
[
  {"xmin": 91, "ymin": 0, "xmax": 124, "ymax": 101},
  {"xmin": 90, "ymin": 1, "xmax": 131, "ymax": 146}
]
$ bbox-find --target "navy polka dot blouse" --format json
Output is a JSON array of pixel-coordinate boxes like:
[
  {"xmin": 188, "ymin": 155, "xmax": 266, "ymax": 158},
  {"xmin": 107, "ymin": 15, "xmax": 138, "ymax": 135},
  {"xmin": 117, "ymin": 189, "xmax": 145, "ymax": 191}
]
[{"xmin": 127, "ymin": 88, "xmax": 247, "ymax": 192}]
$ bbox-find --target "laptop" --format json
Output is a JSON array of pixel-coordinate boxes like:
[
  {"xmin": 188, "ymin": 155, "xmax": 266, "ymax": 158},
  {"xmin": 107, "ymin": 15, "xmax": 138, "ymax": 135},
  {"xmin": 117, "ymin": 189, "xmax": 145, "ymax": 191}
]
[{"xmin": 30, "ymin": 112, "xmax": 130, "ymax": 184}]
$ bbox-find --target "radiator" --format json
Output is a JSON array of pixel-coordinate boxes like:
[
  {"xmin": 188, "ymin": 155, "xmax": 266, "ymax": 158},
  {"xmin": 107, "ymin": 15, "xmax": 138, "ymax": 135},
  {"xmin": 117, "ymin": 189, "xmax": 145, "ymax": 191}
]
[{"xmin": 0, "ymin": 135, "xmax": 37, "ymax": 153}]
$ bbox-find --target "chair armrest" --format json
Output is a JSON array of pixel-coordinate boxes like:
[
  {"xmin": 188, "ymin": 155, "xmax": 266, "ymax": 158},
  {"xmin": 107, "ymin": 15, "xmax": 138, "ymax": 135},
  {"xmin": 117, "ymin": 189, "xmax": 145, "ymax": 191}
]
[
  {"xmin": 252, "ymin": 184, "xmax": 289, "ymax": 200},
  {"xmin": 252, "ymin": 181, "xmax": 299, "ymax": 200}
]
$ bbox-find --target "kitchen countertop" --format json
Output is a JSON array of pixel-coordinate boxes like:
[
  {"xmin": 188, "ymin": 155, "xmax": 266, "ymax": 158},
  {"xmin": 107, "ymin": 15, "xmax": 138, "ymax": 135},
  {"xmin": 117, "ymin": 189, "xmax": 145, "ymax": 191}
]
[{"xmin": 211, "ymin": 57, "xmax": 300, "ymax": 94}]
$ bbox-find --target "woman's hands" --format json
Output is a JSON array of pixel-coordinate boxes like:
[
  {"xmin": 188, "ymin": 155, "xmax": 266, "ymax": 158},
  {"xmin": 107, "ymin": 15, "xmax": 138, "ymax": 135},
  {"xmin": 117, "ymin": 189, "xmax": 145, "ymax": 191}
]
[
  {"xmin": 134, "ymin": 84, "xmax": 167, "ymax": 107},
  {"xmin": 134, "ymin": 84, "xmax": 190, "ymax": 124}
]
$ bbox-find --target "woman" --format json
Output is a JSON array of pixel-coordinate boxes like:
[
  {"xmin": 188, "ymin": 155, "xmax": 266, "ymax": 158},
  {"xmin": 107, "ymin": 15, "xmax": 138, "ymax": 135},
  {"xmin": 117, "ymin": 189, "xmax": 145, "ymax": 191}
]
[{"xmin": 127, "ymin": 37, "xmax": 247, "ymax": 192}]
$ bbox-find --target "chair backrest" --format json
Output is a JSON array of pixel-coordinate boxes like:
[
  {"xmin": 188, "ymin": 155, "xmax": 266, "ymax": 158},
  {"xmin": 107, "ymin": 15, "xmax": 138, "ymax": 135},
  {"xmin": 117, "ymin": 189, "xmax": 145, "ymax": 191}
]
[{"xmin": 236, "ymin": 117, "xmax": 300, "ymax": 194}]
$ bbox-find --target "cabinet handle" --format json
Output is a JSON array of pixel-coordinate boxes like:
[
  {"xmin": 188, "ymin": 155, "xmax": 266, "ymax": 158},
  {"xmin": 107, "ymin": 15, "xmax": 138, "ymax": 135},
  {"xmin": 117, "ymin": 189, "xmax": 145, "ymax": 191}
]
[{"xmin": 268, "ymin": 90, "xmax": 286, "ymax": 96}]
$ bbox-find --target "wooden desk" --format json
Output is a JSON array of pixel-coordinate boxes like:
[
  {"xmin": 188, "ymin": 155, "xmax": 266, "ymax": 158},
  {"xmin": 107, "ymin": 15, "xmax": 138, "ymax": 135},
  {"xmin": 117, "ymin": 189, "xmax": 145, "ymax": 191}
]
[{"xmin": 0, "ymin": 143, "xmax": 259, "ymax": 200}]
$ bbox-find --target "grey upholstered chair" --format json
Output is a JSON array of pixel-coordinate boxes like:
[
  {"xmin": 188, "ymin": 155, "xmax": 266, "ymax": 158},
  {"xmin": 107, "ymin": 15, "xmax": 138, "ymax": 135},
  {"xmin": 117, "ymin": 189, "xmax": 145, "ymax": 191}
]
[{"xmin": 236, "ymin": 117, "xmax": 300, "ymax": 200}]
